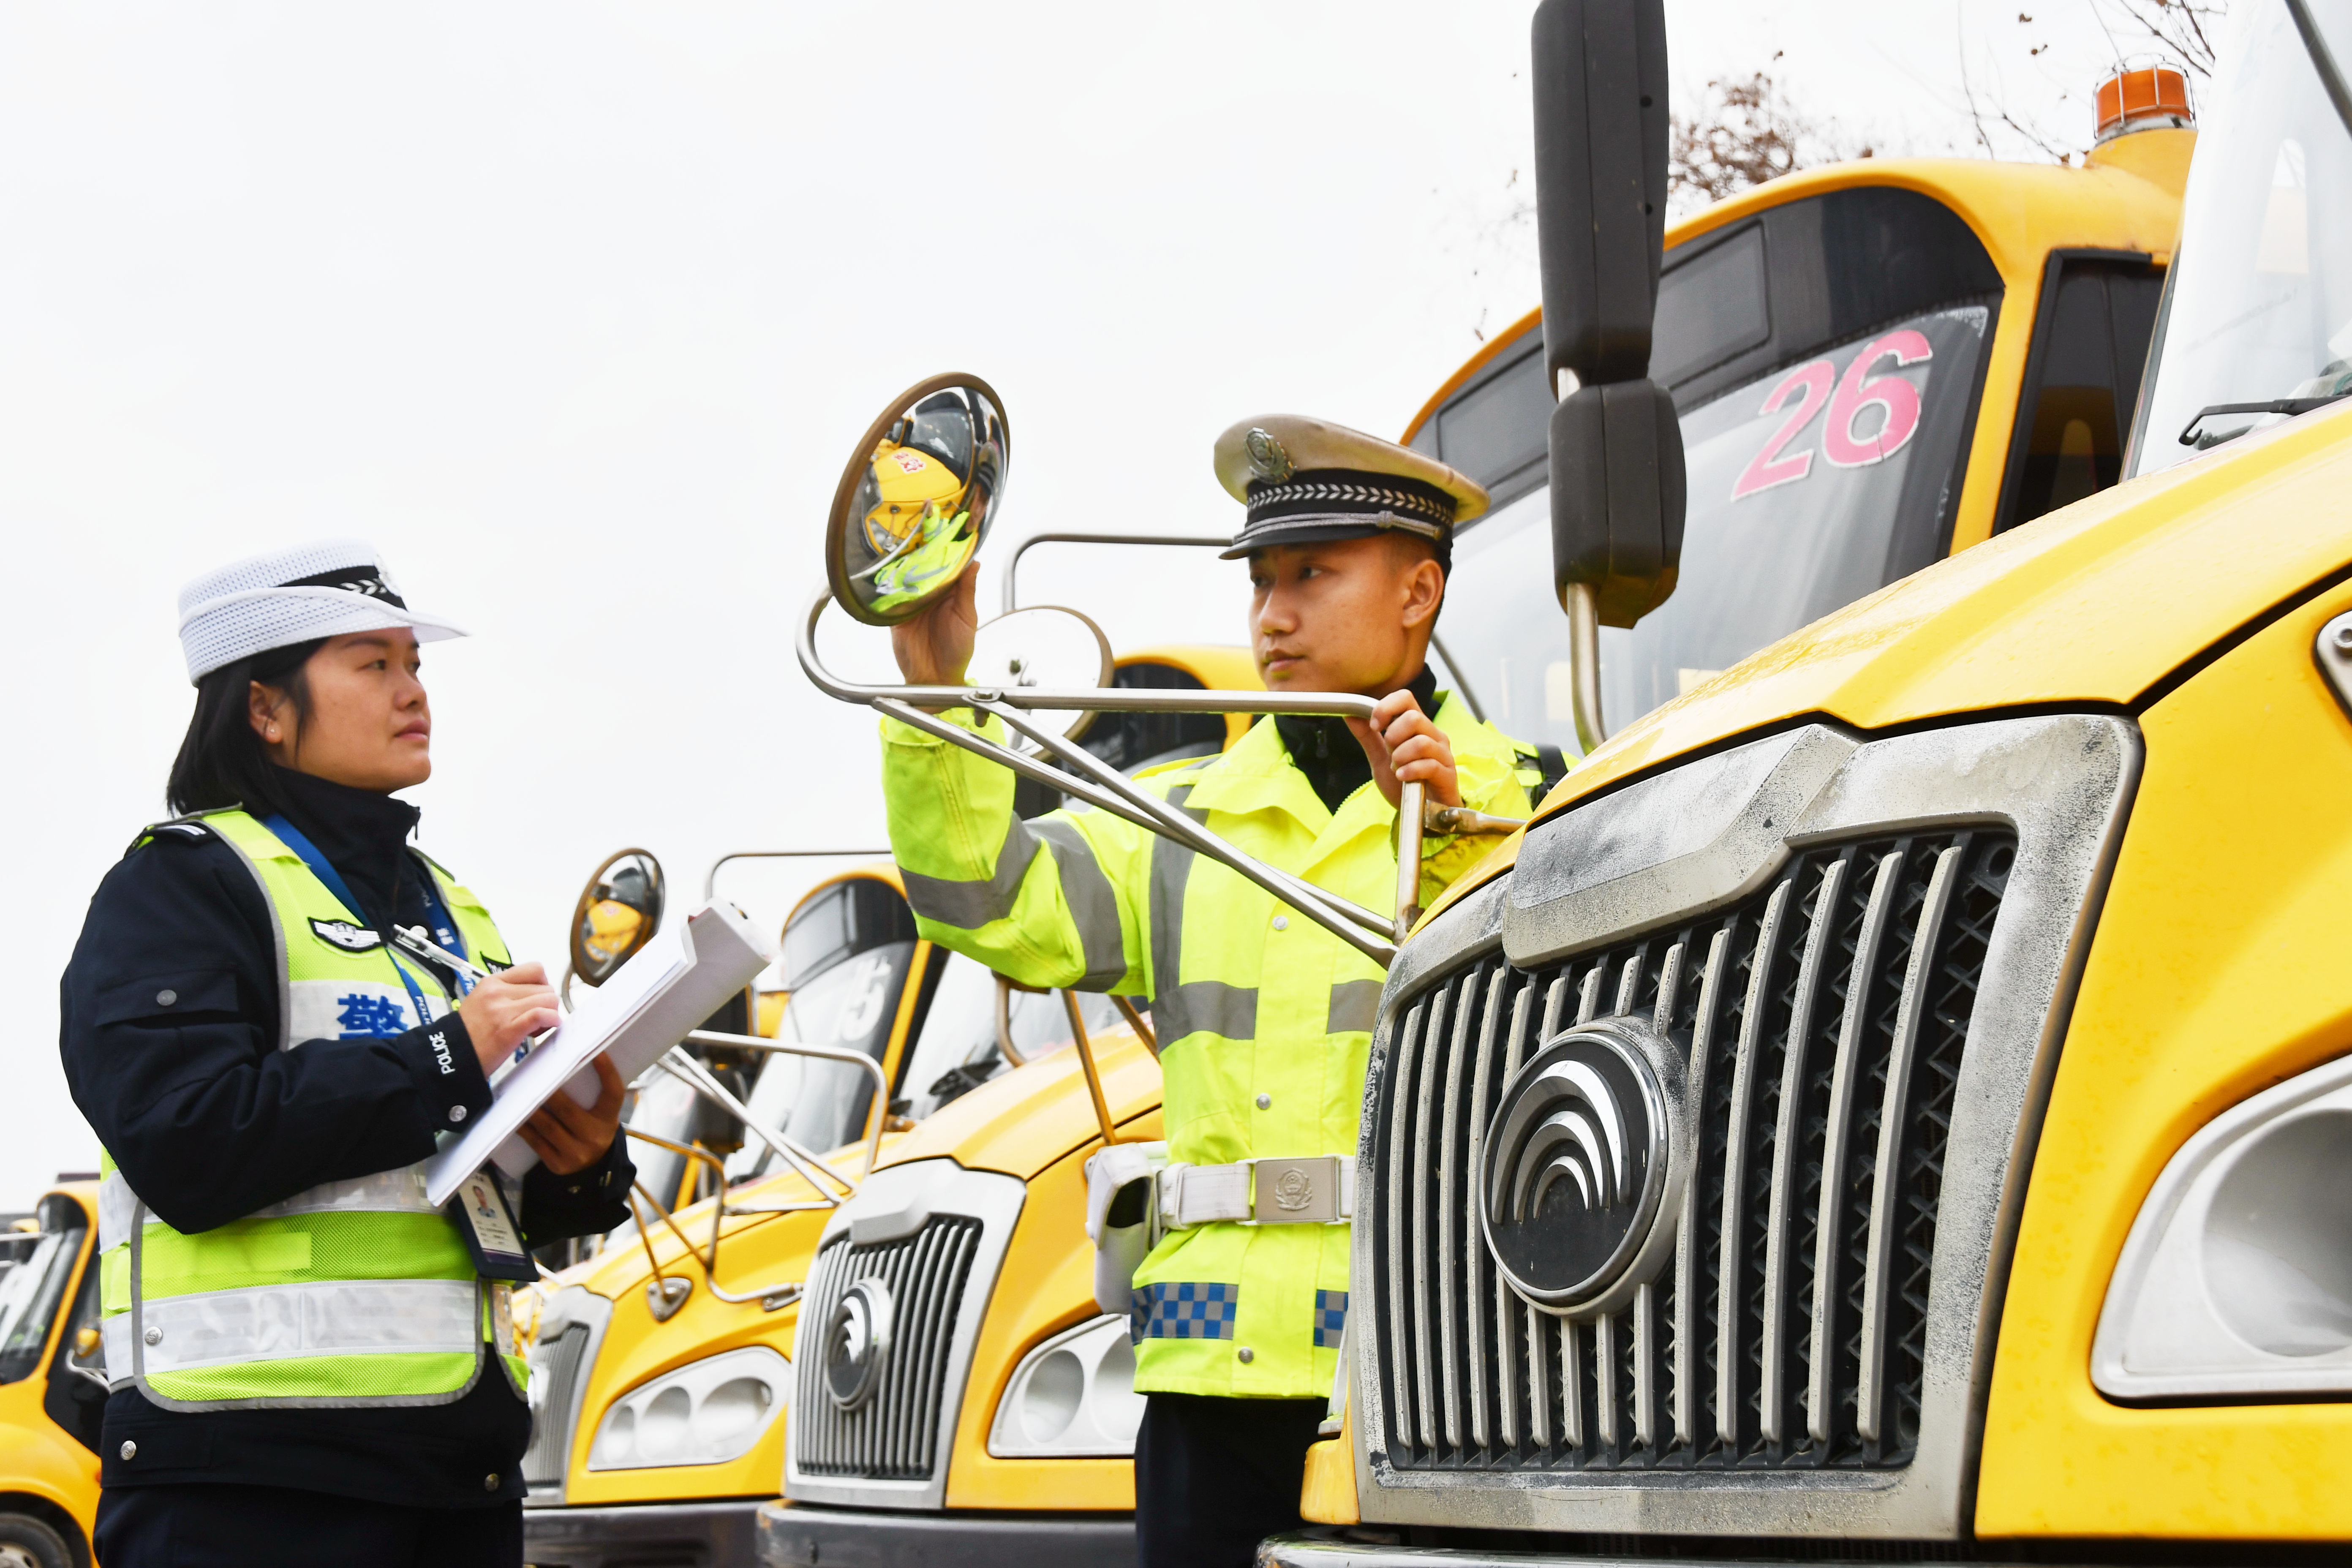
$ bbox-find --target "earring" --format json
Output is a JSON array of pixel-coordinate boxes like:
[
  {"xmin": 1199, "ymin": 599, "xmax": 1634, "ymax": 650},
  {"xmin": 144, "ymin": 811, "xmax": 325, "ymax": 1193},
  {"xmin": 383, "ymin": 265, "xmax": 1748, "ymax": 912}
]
[{"xmin": 266, "ymin": 726, "xmax": 280, "ymax": 740}]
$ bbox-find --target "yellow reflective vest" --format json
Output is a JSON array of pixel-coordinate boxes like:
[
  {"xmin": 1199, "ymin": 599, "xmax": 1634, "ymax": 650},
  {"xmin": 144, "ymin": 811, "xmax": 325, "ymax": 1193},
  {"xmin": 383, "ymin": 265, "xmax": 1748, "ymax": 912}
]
[
  {"xmin": 97, "ymin": 809, "xmax": 526, "ymax": 1410},
  {"xmin": 881, "ymin": 694, "xmax": 1533, "ymax": 1398}
]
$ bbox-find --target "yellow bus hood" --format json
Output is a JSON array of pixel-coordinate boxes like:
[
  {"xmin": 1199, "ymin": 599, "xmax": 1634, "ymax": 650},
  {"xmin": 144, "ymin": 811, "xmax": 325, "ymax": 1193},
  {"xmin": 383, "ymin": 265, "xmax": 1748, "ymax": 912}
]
[{"xmin": 1427, "ymin": 400, "xmax": 2352, "ymax": 922}]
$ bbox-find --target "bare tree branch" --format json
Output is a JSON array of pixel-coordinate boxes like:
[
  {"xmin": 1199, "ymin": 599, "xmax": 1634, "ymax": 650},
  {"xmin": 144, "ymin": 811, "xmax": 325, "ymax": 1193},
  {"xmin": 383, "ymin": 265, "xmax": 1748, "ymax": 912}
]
[{"xmin": 1668, "ymin": 72, "xmax": 1868, "ymax": 211}]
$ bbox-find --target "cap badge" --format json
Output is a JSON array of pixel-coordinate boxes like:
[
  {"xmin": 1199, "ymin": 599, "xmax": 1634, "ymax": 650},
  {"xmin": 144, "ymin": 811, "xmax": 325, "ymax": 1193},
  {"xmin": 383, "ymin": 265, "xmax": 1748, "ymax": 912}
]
[{"xmin": 1244, "ymin": 428, "xmax": 1294, "ymax": 484}]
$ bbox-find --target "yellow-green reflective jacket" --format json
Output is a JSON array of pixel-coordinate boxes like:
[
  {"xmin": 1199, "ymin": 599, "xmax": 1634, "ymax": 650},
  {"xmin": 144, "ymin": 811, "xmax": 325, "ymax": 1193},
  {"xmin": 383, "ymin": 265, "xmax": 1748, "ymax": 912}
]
[
  {"xmin": 97, "ymin": 808, "xmax": 525, "ymax": 1411},
  {"xmin": 881, "ymin": 694, "xmax": 1532, "ymax": 1398}
]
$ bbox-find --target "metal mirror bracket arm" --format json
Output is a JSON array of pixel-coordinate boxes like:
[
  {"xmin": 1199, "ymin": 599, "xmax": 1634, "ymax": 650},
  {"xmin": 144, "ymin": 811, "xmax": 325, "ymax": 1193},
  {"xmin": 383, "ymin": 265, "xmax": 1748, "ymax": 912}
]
[
  {"xmin": 874, "ymin": 697, "xmax": 1162, "ymax": 834},
  {"xmin": 1111, "ymin": 994, "xmax": 1155, "ymax": 1055},
  {"xmin": 1395, "ymin": 780, "xmax": 1424, "ymax": 942},
  {"xmin": 994, "ymin": 976, "xmax": 1028, "ymax": 1068},
  {"xmin": 1560, "ymin": 580, "xmax": 1606, "ymax": 754},
  {"xmin": 1062, "ymin": 989, "xmax": 1126, "ymax": 1149},
  {"xmin": 798, "ymin": 587, "xmax": 1403, "ymax": 721},
  {"xmin": 704, "ymin": 848, "xmax": 891, "ymax": 902},
  {"xmin": 652, "ymin": 1050, "xmax": 849, "ymax": 1207},
  {"xmin": 659, "ymin": 1045, "xmax": 857, "ymax": 1201},
  {"xmin": 975, "ymin": 697, "xmax": 1399, "ymax": 963},
  {"xmin": 1002, "ymin": 532, "xmax": 1233, "ymax": 615},
  {"xmin": 677, "ymin": 1030, "xmax": 891, "ymax": 1196}
]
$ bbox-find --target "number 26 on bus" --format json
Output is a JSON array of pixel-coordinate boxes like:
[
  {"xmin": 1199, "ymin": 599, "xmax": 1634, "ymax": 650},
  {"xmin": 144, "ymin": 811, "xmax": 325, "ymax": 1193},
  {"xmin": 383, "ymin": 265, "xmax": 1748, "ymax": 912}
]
[{"xmin": 1731, "ymin": 329, "xmax": 1932, "ymax": 501}]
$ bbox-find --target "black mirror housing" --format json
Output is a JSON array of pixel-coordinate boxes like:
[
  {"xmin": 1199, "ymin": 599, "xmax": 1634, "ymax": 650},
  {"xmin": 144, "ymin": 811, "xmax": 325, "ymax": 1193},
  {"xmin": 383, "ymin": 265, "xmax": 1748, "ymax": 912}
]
[
  {"xmin": 1548, "ymin": 380, "xmax": 1686, "ymax": 628},
  {"xmin": 1531, "ymin": 0, "xmax": 1670, "ymax": 387}
]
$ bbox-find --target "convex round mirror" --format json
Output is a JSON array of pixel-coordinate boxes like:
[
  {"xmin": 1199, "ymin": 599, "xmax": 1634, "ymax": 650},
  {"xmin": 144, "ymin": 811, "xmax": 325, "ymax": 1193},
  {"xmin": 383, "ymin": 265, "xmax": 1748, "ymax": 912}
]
[
  {"xmin": 966, "ymin": 605, "xmax": 1113, "ymax": 750},
  {"xmin": 570, "ymin": 848, "xmax": 666, "ymax": 988},
  {"xmin": 826, "ymin": 373, "xmax": 1008, "ymax": 626}
]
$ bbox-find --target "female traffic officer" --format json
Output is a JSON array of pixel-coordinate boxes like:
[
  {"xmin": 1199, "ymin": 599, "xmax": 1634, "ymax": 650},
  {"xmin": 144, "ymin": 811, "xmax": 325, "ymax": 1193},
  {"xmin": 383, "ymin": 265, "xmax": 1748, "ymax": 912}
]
[{"xmin": 60, "ymin": 540, "xmax": 637, "ymax": 1568}]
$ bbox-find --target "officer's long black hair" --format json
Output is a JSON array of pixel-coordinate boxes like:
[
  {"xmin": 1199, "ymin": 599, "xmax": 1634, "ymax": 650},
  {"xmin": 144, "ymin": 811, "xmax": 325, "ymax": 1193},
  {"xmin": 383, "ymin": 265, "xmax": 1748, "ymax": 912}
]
[{"xmin": 166, "ymin": 637, "xmax": 328, "ymax": 818}]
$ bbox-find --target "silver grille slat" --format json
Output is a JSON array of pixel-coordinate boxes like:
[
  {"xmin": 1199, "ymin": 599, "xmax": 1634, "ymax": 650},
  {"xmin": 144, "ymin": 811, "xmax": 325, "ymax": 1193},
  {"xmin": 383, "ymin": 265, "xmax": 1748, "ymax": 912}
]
[
  {"xmin": 1808, "ymin": 852, "xmax": 1905, "ymax": 1445},
  {"xmin": 1374, "ymin": 830, "xmax": 2016, "ymax": 1475},
  {"xmin": 1857, "ymin": 846, "xmax": 1962, "ymax": 1444},
  {"xmin": 1760, "ymin": 857, "xmax": 1846, "ymax": 1446},
  {"xmin": 1437, "ymin": 978, "xmax": 1474, "ymax": 1448},
  {"xmin": 1717, "ymin": 877, "xmax": 1792, "ymax": 1450},
  {"xmin": 1671, "ymin": 927, "xmax": 1729, "ymax": 1449},
  {"xmin": 1410, "ymin": 987, "xmax": 1448, "ymax": 1447},
  {"xmin": 1386, "ymin": 1001, "xmax": 1425, "ymax": 1445},
  {"xmin": 1464, "ymin": 967, "xmax": 1509, "ymax": 1449}
]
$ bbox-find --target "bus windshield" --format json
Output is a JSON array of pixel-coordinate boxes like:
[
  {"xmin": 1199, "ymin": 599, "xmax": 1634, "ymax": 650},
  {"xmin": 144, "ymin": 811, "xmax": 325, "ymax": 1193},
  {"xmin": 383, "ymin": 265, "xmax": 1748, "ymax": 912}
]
[
  {"xmin": 1415, "ymin": 185, "xmax": 2003, "ymax": 751},
  {"xmin": 2131, "ymin": 0, "xmax": 2352, "ymax": 471},
  {"xmin": 1441, "ymin": 305, "xmax": 1990, "ymax": 738}
]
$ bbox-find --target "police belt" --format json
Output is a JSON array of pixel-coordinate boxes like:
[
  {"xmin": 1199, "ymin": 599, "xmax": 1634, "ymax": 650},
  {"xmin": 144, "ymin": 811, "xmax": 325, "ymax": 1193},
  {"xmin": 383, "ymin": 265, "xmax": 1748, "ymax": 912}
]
[{"xmin": 1157, "ymin": 1155, "xmax": 1356, "ymax": 1228}]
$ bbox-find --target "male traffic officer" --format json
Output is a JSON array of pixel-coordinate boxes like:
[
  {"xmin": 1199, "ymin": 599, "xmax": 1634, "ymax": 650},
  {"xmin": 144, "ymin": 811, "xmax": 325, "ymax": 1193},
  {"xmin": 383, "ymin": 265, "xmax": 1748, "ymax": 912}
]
[{"xmin": 881, "ymin": 415, "xmax": 1538, "ymax": 1566}]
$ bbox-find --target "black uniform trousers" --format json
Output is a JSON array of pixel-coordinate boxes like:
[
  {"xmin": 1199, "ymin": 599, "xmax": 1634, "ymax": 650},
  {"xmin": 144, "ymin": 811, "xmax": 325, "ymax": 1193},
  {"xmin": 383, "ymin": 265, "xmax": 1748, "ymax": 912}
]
[
  {"xmin": 95, "ymin": 1483, "xmax": 520, "ymax": 1568},
  {"xmin": 1134, "ymin": 1392, "xmax": 1328, "ymax": 1568}
]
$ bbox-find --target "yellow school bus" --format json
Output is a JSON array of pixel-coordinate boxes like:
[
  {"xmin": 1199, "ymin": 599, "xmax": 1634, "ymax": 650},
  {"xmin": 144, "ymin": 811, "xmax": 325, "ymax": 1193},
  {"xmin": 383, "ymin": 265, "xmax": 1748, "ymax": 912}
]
[
  {"xmin": 0, "ymin": 1184, "xmax": 107, "ymax": 1568},
  {"xmin": 1277, "ymin": 10, "xmax": 2352, "ymax": 1561}
]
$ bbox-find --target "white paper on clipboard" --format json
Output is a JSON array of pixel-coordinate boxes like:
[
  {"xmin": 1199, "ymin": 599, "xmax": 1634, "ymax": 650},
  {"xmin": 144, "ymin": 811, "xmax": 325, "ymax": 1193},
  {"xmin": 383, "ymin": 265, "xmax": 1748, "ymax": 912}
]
[{"xmin": 422, "ymin": 898, "xmax": 776, "ymax": 1207}]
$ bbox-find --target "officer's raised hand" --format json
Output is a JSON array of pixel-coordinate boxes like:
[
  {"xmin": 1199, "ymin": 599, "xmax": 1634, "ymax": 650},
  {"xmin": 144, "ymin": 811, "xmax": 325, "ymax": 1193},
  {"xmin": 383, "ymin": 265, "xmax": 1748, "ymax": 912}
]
[
  {"xmin": 456, "ymin": 960, "xmax": 561, "ymax": 1076},
  {"xmin": 890, "ymin": 557, "xmax": 983, "ymax": 695},
  {"xmin": 1354, "ymin": 688, "xmax": 1462, "ymax": 811}
]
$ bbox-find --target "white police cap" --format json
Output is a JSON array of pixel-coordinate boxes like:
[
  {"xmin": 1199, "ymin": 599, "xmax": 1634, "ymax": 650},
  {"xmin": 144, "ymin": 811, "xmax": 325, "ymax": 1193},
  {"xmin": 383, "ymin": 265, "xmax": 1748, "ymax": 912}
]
[{"xmin": 177, "ymin": 538, "xmax": 467, "ymax": 684}]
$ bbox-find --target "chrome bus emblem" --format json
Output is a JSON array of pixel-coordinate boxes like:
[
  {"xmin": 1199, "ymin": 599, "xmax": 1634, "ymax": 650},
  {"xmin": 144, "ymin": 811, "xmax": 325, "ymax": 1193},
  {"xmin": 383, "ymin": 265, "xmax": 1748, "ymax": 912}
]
[
  {"xmin": 824, "ymin": 1278, "xmax": 895, "ymax": 1411},
  {"xmin": 1479, "ymin": 1018, "xmax": 1682, "ymax": 1315}
]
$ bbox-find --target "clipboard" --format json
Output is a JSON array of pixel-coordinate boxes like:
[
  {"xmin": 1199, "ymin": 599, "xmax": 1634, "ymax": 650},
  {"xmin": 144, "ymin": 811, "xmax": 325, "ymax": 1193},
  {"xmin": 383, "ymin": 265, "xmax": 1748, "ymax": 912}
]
[{"xmin": 423, "ymin": 898, "xmax": 777, "ymax": 1207}]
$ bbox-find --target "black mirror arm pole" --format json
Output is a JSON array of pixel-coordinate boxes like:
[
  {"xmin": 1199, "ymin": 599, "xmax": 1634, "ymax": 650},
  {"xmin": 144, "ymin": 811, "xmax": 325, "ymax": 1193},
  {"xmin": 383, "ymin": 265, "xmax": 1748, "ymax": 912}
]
[{"xmin": 2287, "ymin": 0, "xmax": 2352, "ymax": 144}]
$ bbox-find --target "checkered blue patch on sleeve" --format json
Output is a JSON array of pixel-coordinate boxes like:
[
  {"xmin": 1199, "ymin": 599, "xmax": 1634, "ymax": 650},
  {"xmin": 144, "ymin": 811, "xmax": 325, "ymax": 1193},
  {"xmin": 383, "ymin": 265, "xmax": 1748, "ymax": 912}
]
[
  {"xmin": 1313, "ymin": 1289, "xmax": 1348, "ymax": 1349},
  {"xmin": 1130, "ymin": 1281, "xmax": 1240, "ymax": 1344}
]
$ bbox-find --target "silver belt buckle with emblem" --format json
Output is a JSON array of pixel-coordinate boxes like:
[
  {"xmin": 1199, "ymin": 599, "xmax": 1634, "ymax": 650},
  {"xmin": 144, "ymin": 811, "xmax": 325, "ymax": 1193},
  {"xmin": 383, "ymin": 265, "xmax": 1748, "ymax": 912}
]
[{"xmin": 1250, "ymin": 1156, "xmax": 1341, "ymax": 1225}]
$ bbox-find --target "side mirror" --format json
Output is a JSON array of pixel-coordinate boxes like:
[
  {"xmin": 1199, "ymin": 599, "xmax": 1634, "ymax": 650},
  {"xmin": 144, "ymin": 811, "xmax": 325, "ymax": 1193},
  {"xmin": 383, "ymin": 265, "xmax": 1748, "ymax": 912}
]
[
  {"xmin": 1530, "ymin": 0, "xmax": 1685, "ymax": 746},
  {"xmin": 825, "ymin": 374, "xmax": 1009, "ymax": 627},
  {"xmin": 569, "ymin": 848, "xmax": 666, "ymax": 988}
]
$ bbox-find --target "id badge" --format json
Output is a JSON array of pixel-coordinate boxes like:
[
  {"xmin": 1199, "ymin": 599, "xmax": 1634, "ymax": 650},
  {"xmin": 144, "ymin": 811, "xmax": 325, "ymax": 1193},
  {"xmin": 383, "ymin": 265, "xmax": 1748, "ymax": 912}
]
[{"xmin": 448, "ymin": 1168, "xmax": 538, "ymax": 1283}]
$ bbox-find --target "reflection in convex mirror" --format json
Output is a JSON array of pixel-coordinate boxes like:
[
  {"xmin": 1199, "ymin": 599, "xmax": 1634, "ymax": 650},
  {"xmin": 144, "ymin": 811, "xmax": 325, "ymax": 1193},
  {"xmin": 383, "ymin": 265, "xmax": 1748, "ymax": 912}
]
[
  {"xmin": 827, "ymin": 374, "xmax": 1007, "ymax": 627},
  {"xmin": 569, "ymin": 848, "xmax": 666, "ymax": 988}
]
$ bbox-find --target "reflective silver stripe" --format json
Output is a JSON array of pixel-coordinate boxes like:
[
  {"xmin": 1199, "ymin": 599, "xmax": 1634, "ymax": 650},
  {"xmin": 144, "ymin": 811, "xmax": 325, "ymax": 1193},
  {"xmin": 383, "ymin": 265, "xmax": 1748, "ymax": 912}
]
[
  {"xmin": 1030, "ymin": 817, "xmax": 1128, "ymax": 990},
  {"xmin": 105, "ymin": 1278, "xmax": 479, "ymax": 1375},
  {"xmin": 101, "ymin": 1165, "xmax": 437, "ymax": 1252},
  {"xmin": 1153, "ymin": 981, "xmax": 1258, "ymax": 1043},
  {"xmin": 1147, "ymin": 782, "xmax": 1207, "ymax": 1034},
  {"xmin": 899, "ymin": 814, "xmax": 1041, "ymax": 929},
  {"xmin": 1326, "ymin": 979, "xmax": 1383, "ymax": 1034},
  {"xmin": 98, "ymin": 1172, "xmax": 140, "ymax": 1251}
]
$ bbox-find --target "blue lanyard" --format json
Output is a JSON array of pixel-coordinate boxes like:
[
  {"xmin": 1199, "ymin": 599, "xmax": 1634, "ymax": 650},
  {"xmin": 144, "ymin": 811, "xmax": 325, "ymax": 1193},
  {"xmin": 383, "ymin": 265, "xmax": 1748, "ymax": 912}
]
[{"xmin": 263, "ymin": 814, "xmax": 472, "ymax": 1032}]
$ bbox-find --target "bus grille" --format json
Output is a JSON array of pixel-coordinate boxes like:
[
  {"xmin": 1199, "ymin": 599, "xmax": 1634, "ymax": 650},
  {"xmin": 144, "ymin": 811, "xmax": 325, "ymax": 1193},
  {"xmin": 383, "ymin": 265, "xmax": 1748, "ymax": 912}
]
[
  {"xmin": 522, "ymin": 1323, "xmax": 591, "ymax": 1490},
  {"xmin": 792, "ymin": 1216, "xmax": 985, "ymax": 1481},
  {"xmin": 1374, "ymin": 829, "xmax": 2013, "ymax": 1473}
]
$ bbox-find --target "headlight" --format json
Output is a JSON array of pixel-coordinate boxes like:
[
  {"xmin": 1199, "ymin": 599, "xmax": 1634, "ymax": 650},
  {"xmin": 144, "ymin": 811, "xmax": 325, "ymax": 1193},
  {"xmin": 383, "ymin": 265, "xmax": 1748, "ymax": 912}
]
[
  {"xmin": 987, "ymin": 1314, "xmax": 1146, "ymax": 1457},
  {"xmin": 2093, "ymin": 1052, "xmax": 2352, "ymax": 1399},
  {"xmin": 588, "ymin": 1346, "xmax": 790, "ymax": 1470}
]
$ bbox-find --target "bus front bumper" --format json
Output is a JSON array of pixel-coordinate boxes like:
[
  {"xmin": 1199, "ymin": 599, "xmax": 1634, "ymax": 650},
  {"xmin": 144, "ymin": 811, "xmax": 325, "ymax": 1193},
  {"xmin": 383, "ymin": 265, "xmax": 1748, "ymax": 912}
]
[
  {"xmin": 755, "ymin": 1500, "xmax": 1135, "ymax": 1568},
  {"xmin": 522, "ymin": 1499, "xmax": 759, "ymax": 1568}
]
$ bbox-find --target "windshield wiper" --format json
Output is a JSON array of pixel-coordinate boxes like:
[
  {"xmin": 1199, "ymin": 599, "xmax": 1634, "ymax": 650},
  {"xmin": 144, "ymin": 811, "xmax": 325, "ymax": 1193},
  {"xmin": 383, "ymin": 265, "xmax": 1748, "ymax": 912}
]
[
  {"xmin": 2178, "ymin": 392, "xmax": 2352, "ymax": 448},
  {"xmin": 2288, "ymin": 0, "xmax": 2352, "ymax": 142}
]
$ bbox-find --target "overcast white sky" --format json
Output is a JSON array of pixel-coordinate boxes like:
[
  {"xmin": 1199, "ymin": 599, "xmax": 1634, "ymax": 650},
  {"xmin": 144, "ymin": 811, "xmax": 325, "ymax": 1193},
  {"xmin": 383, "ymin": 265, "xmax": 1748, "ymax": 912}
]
[{"xmin": 0, "ymin": 2, "xmax": 2197, "ymax": 1200}]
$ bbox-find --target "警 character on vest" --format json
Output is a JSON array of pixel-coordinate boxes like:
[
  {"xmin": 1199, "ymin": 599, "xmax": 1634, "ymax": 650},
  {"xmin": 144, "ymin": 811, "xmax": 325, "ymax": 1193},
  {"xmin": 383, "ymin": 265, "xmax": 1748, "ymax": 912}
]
[
  {"xmin": 879, "ymin": 416, "xmax": 1551, "ymax": 1568},
  {"xmin": 59, "ymin": 541, "xmax": 636, "ymax": 1568}
]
